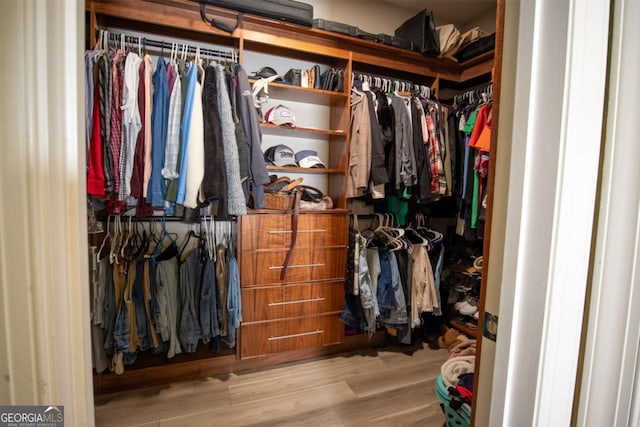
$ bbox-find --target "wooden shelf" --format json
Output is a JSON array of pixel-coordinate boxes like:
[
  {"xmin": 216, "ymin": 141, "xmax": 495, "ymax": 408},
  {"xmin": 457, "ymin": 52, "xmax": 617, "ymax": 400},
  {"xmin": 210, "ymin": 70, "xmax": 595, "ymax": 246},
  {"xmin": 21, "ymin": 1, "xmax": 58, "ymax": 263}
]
[
  {"xmin": 249, "ymin": 79, "xmax": 348, "ymax": 105},
  {"xmin": 89, "ymin": 0, "xmax": 493, "ymax": 84},
  {"xmin": 266, "ymin": 165, "xmax": 343, "ymax": 174},
  {"xmin": 260, "ymin": 123, "xmax": 346, "ymax": 138}
]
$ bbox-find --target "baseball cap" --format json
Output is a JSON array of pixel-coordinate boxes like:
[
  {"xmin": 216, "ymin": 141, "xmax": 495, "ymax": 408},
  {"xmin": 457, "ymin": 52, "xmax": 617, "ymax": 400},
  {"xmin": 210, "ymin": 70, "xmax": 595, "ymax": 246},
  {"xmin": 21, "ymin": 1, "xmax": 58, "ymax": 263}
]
[
  {"xmin": 295, "ymin": 150, "xmax": 326, "ymax": 168},
  {"xmin": 264, "ymin": 104, "xmax": 296, "ymax": 127},
  {"xmin": 264, "ymin": 145, "xmax": 297, "ymax": 167},
  {"xmin": 250, "ymin": 66, "xmax": 282, "ymax": 81}
]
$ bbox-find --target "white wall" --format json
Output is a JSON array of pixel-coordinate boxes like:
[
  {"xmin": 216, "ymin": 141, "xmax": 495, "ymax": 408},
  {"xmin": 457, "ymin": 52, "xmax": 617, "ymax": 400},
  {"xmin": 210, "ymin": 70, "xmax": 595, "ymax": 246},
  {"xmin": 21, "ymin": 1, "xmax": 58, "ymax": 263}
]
[
  {"xmin": 461, "ymin": 8, "xmax": 497, "ymax": 33},
  {"xmin": 305, "ymin": 0, "xmax": 418, "ymax": 35}
]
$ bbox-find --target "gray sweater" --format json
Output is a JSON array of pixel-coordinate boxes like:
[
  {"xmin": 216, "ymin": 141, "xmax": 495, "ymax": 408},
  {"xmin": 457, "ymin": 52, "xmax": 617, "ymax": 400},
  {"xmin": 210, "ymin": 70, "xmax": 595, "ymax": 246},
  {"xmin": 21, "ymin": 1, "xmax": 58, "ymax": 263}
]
[{"xmin": 215, "ymin": 64, "xmax": 247, "ymax": 216}]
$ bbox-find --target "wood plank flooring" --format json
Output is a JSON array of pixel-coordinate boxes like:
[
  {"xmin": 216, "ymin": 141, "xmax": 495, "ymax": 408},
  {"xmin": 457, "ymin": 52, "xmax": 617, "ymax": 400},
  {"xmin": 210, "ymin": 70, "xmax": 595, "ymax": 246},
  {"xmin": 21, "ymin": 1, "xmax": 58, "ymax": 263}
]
[{"xmin": 94, "ymin": 345, "xmax": 448, "ymax": 427}]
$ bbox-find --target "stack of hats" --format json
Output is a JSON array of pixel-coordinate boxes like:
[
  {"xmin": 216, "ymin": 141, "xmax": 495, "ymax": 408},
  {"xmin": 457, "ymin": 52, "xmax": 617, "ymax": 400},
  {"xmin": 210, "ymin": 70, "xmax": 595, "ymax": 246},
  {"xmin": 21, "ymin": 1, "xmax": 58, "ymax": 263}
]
[{"xmin": 264, "ymin": 144, "xmax": 326, "ymax": 169}]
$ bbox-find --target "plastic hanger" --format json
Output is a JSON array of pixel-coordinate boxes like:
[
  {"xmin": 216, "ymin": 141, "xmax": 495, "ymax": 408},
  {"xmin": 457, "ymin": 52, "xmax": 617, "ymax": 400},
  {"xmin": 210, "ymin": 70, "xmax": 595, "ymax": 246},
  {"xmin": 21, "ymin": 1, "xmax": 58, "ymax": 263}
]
[
  {"xmin": 153, "ymin": 215, "xmax": 179, "ymax": 261},
  {"xmin": 97, "ymin": 215, "xmax": 112, "ymax": 261}
]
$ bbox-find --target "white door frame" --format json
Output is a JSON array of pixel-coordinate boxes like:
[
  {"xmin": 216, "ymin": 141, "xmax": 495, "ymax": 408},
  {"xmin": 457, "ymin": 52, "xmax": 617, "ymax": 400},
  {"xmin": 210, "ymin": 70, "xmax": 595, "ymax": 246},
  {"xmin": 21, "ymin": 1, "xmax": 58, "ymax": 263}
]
[
  {"xmin": 576, "ymin": 0, "xmax": 640, "ymax": 425},
  {"xmin": 0, "ymin": 0, "xmax": 94, "ymax": 425},
  {"xmin": 486, "ymin": 0, "xmax": 610, "ymax": 425}
]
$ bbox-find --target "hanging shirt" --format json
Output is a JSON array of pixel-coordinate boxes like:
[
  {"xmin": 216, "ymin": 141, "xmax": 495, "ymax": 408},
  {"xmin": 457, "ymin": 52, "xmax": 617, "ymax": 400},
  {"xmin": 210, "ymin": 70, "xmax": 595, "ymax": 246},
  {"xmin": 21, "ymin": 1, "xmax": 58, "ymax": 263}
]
[
  {"xmin": 392, "ymin": 96, "xmax": 416, "ymax": 189},
  {"xmin": 122, "ymin": 52, "xmax": 143, "ymax": 200},
  {"xmin": 109, "ymin": 49, "xmax": 125, "ymax": 199},
  {"xmin": 176, "ymin": 61, "xmax": 197, "ymax": 206},
  {"xmin": 87, "ymin": 67, "xmax": 106, "ymax": 197},
  {"xmin": 469, "ymin": 104, "xmax": 492, "ymax": 152},
  {"xmin": 85, "ymin": 50, "xmax": 99, "ymax": 159},
  {"xmin": 142, "ymin": 54, "xmax": 153, "ymax": 199},
  {"xmin": 426, "ymin": 101, "xmax": 447, "ymax": 195},
  {"xmin": 162, "ymin": 60, "xmax": 181, "ymax": 181},
  {"xmin": 184, "ymin": 63, "xmax": 205, "ymax": 209},
  {"xmin": 148, "ymin": 56, "xmax": 170, "ymax": 208},
  {"xmin": 98, "ymin": 52, "xmax": 114, "ymax": 195}
]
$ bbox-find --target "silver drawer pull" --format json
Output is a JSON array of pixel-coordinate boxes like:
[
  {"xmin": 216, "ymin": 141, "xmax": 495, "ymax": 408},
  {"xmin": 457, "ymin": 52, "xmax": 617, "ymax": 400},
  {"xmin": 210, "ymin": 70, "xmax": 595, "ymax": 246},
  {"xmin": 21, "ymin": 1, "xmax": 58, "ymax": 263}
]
[
  {"xmin": 268, "ymin": 229, "xmax": 327, "ymax": 234},
  {"xmin": 269, "ymin": 263, "xmax": 325, "ymax": 270},
  {"xmin": 268, "ymin": 297, "xmax": 325, "ymax": 307},
  {"xmin": 268, "ymin": 330, "xmax": 324, "ymax": 341}
]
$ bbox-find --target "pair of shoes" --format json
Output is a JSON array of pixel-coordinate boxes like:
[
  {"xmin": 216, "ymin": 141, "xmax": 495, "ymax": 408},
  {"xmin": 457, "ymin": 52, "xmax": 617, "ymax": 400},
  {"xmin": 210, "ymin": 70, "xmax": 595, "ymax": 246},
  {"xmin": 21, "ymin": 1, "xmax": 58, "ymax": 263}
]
[
  {"xmin": 437, "ymin": 326, "xmax": 461, "ymax": 349},
  {"xmin": 454, "ymin": 300, "xmax": 478, "ymax": 316}
]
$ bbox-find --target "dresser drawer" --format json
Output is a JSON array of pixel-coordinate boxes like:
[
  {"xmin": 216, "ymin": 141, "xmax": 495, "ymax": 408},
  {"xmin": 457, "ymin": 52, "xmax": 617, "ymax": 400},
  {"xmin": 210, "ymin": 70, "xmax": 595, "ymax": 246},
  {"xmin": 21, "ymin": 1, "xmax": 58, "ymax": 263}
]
[
  {"xmin": 240, "ymin": 247, "xmax": 347, "ymax": 286},
  {"xmin": 240, "ymin": 213, "xmax": 349, "ymax": 251},
  {"xmin": 242, "ymin": 281, "xmax": 344, "ymax": 322},
  {"xmin": 240, "ymin": 314, "xmax": 344, "ymax": 359}
]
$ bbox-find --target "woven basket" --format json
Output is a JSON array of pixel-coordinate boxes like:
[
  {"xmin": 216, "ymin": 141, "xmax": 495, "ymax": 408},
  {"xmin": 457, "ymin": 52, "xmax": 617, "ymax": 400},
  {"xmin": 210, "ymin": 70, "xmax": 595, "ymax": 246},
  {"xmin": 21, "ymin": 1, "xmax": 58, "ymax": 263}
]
[{"xmin": 264, "ymin": 191, "xmax": 295, "ymax": 210}]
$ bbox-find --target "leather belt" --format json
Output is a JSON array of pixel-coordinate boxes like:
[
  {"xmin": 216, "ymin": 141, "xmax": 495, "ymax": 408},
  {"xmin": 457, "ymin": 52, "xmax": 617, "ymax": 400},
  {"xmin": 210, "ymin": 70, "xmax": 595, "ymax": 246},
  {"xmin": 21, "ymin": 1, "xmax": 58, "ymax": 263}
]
[{"xmin": 280, "ymin": 187, "xmax": 302, "ymax": 281}]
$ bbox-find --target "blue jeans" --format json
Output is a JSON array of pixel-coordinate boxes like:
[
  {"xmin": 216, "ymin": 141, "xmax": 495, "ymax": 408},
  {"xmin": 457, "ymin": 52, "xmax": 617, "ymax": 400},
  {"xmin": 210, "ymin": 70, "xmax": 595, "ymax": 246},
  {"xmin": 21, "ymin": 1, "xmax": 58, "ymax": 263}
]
[
  {"xmin": 377, "ymin": 249, "xmax": 398, "ymax": 310},
  {"xmin": 357, "ymin": 236, "xmax": 376, "ymax": 333},
  {"xmin": 178, "ymin": 249, "xmax": 202, "ymax": 353},
  {"xmin": 200, "ymin": 257, "xmax": 220, "ymax": 344},
  {"xmin": 132, "ymin": 261, "xmax": 150, "ymax": 351},
  {"xmin": 102, "ymin": 262, "xmax": 115, "ymax": 356},
  {"xmin": 113, "ymin": 294, "xmax": 130, "ymax": 354},
  {"xmin": 224, "ymin": 255, "xmax": 242, "ymax": 349},
  {"xmin": 378, "ymin": 251, "xmax": 408, "ymax": 326}
]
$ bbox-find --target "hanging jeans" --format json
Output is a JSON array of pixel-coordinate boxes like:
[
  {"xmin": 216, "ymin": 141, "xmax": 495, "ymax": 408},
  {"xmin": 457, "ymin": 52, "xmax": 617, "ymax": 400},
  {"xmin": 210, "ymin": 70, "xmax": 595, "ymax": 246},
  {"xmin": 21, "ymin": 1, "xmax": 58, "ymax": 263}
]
[
  {"xmin": 357, "ymin": 236, "xmax": 376, "ymax": 334},
  {"xmin": 132, "ymin": 261, "xmax": 150, "ymax": 351},
  {"xmin": 378, "ymin": 250, "xmax": 408, "ymax": 326},
  {"xmin": 200, "ymin": 257, "xmax": 220, "ymax": 344},
  {"xmin": 102, "ymin": 262, "xmax": 115, "ymax": 356},
  {"xmin": 377, "ymin": 249, "xmax": 398, "ymax": 310},
  {"xmin": 178, "ymin": 249, "xmax": 202, "ymax": 353},
  {"xmin": 225, "ymin": 255, "xmax": 242, "ymax": 349},
  {"xmin": 155, "ymin": 257, "xmax": 182, "ymax": 358}
]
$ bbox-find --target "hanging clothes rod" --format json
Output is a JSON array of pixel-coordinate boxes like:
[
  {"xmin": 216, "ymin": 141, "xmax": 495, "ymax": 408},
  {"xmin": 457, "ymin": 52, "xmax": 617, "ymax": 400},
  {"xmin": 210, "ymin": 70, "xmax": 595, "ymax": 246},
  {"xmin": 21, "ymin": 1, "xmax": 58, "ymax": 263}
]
[
  {"xmin": 454, "ymin": 82, "xmax": 493, "ymax": 105},
  {"xmin": 351, "ymin": 71, "xmax": 433, "ymax": 97},
  {"xmin": 96, "ymin": 29, "xmax": 238, "ymax": 61}
]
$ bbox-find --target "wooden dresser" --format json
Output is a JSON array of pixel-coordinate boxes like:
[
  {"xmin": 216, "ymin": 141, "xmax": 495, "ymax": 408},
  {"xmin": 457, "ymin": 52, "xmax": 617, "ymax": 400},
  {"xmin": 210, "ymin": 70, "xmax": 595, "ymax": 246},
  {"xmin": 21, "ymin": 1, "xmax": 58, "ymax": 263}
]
[{"xmin": 238, "ymin": 210, "xmax": 349, "ymax": 358}]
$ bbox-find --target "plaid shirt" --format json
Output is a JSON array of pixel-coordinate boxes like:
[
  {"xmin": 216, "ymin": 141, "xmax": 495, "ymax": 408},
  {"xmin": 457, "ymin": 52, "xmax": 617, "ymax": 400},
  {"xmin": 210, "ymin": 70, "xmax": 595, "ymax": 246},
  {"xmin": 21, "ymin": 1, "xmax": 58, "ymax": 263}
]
[
  {"xmin": 110, "ymin": 50, "xmax": 124, "ymax": 199},
  {"xmin": 425, "ymin": 102, "xmax": 447, "ymax": 195},
  {"xmin": 162, "ymin": 61, "xmax": 181, "ymax": 180}
]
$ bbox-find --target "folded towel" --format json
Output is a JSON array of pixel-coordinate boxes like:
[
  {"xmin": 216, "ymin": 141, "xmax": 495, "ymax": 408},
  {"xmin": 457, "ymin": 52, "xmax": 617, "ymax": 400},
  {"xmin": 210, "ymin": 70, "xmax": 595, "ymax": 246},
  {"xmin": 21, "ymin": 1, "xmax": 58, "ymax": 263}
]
[
  {"xmin": 441, "ymin": 355, "xmax": 475, "ymax": 388},
  {"xmin": 449, "ymin": 335, "xmax": 477, "ymax": 358}
]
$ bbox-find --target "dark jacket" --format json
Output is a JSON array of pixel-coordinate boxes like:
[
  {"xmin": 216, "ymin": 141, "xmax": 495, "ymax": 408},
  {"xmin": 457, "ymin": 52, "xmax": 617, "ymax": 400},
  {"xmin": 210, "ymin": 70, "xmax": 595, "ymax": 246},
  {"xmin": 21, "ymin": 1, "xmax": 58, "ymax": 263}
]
[
  {"xmin": 234, "ymin": 64, "xmax": 270, "ymax": 208},
  {"xmin": 202, "ymin": 65, "xmax": 228, "ymax": 215}
]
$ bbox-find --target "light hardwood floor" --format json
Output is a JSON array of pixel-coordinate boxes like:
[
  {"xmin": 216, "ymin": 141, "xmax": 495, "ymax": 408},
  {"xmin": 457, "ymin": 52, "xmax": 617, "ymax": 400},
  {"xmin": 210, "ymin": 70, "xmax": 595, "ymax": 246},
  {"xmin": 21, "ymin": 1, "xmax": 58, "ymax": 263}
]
[{"xmin": 94, "ymin": 345, "xmax": 449, "ymax": 427}]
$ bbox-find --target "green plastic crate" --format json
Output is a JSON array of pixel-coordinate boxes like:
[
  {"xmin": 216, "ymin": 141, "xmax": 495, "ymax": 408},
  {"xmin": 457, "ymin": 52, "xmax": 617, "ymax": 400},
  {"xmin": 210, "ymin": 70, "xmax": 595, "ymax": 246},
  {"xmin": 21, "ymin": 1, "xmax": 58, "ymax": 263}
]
[{"xmin": 435, "ymin": 374, "xmax": 472, "ymax": 427}]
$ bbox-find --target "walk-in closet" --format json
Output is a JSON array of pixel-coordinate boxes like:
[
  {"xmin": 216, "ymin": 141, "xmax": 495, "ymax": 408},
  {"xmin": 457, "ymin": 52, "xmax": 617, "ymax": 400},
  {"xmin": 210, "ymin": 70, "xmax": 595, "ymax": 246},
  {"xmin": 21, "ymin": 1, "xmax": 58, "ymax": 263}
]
[{"xmin": 84, "ymin": 0, "xmax": 502, "ymax": 425}]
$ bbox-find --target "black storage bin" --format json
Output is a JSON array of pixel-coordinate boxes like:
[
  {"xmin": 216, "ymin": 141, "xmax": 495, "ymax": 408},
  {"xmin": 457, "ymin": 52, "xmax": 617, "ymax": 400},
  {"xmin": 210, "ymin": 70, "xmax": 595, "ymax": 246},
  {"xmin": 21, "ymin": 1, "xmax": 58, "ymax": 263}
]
[
  {"xmin": 454, "ymin": 33, "xmax": 495, "ymax": 62},
  {"xmin": 313, "ymin": 18, "xmax": 359, "ymax": 37},
  {"xmin": 394, "ymin": 10, "xmax": 440, "ymax": 56},
  {"xmin": 194, "ymin": 0, "xmax": 313, "ymax": 27},
  {"xmin": 376, "ymin": 33, "xmax": 414, "ymax": 50}
]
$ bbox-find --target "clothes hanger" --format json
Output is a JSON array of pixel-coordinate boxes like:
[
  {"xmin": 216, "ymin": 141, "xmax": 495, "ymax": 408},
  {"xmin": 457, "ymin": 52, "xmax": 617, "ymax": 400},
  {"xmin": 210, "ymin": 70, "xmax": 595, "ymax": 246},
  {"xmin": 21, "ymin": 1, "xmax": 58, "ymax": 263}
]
[
  {"xmin": 109, "ymin": 215, "xmax": 122, "ymax": 265},
  {"xmin": 97, "ymin": 215, "xmax": 112, "ymax": 261},
  {"xmin": 153, "ymin": 215, "xmax": 179, "ymax": 261},
  {"xmin": 119, "ymin": 215, "xmax": 133, "ymax": 260}
]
